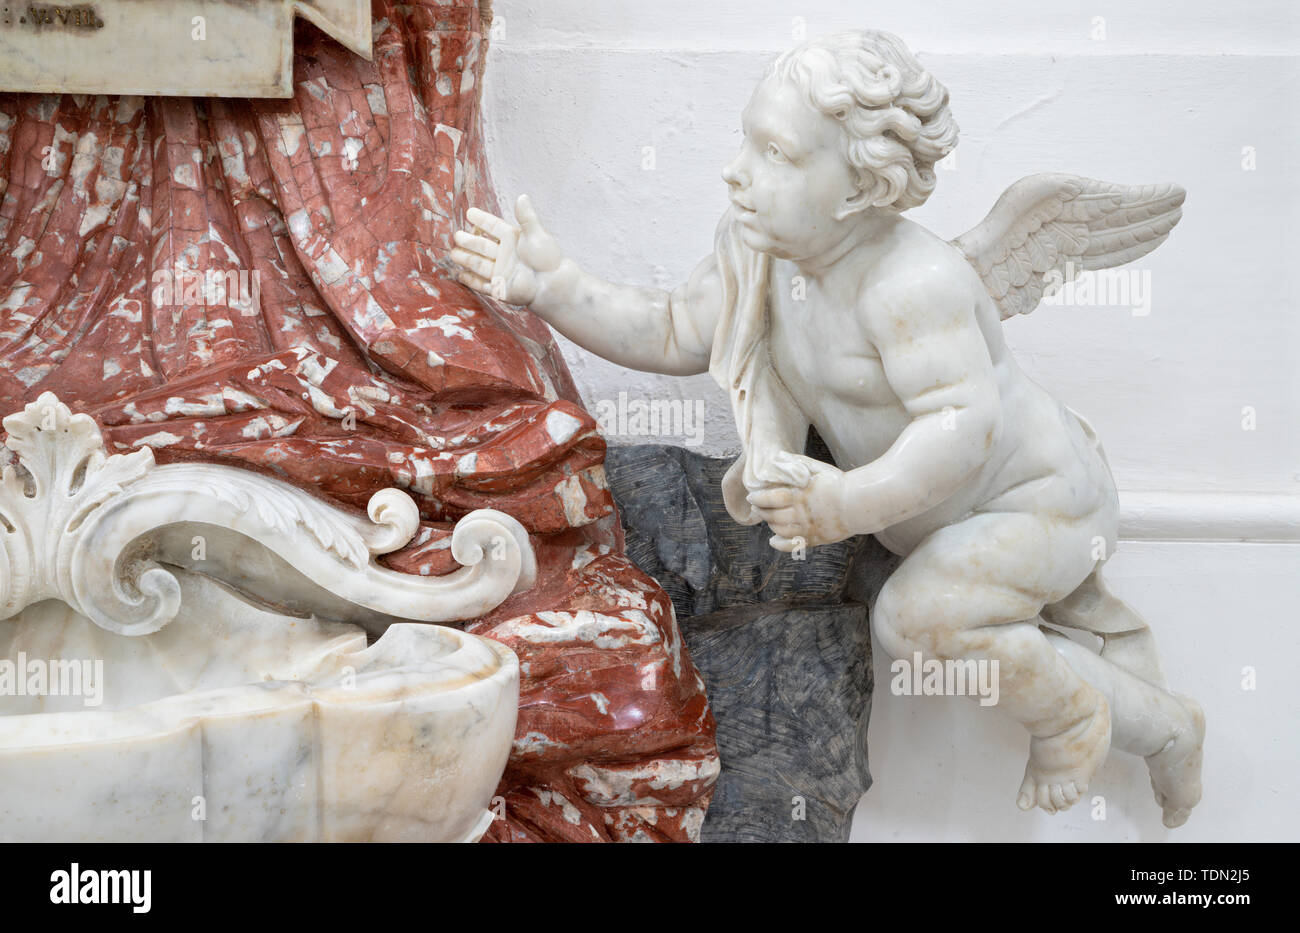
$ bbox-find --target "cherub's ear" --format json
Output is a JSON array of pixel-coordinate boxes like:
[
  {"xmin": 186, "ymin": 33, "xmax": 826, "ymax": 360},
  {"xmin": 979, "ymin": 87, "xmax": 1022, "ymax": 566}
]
[
  {"xmin": 835, "ymin": 170, "xmax": 895, "ymax": 219},
  {"xmin": 833, "ymin": 188, "xmax": 874, "ymax": 220}
]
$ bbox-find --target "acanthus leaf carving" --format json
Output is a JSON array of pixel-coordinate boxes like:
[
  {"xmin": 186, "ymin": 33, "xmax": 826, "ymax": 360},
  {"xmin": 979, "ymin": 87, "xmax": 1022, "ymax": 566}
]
[{"xmin": 0, "ymin": 393, "xmax": 534, "ymax": 636}]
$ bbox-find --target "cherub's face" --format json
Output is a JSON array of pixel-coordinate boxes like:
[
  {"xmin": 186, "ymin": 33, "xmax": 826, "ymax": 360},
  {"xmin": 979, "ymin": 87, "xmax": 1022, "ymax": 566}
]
[{"xmin": 723, "ymin": 77, "xmax": 865, "ymax": 261}]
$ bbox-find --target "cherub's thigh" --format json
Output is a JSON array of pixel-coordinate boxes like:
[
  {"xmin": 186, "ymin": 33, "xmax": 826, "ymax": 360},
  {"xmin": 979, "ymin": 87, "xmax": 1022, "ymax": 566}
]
[{"xmin": 880, "ymin": 511, "xmax": 1098, "ymax": 630}]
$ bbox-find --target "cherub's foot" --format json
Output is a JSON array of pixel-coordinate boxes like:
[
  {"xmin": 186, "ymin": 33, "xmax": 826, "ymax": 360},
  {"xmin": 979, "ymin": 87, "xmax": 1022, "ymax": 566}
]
[
  {"xmin": 1145, "ymin": 694, "xmax": 1205, "ymax": 829},
  {"xmin": 1017, "ymin": 696, "xmax": 1111, "ymax": 814}
]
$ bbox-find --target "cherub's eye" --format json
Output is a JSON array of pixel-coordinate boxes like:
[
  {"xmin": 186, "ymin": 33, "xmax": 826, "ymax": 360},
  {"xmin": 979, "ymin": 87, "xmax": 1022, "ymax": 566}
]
[{"xmin": 766, "ymin": 142, "xmax": 789, "ymax": 163}]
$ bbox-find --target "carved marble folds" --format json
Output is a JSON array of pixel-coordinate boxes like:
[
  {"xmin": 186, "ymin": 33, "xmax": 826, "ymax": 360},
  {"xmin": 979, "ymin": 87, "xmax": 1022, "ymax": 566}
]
[{"xmin": 0, "ymin": 0, "xmax": 719, "ymax": 842}]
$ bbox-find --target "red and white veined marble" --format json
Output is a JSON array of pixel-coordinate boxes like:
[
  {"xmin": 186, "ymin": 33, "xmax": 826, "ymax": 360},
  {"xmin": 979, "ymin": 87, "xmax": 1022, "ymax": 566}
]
[{"xmin": 0, "ymin": 0, "xmax": 718, "ymax": 842}]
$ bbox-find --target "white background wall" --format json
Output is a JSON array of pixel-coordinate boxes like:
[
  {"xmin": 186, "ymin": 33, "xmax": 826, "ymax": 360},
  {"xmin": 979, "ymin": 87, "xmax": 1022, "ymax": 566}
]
[{"xmin": 480, "ymin": 0, "xmax": 1300, "ymax": 842}]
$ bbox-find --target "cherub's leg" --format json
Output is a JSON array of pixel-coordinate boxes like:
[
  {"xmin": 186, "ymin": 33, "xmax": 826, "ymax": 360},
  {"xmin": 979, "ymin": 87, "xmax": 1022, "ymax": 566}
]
[
  {"xmin": 1042, "ymin": 631, "xmax": 1204, "ymax": 827},
  {"xmin": 1042, "ymin": 568, "xmax": 1168, "ymax": 689},
  {"xmin": 872, "ymin": 512, "xmax": 1113, "ymax": 816}
]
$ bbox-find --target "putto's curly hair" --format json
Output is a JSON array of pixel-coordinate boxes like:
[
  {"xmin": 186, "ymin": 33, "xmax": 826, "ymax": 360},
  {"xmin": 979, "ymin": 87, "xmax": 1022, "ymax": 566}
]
[{"xmin": 769, "ymin": 29, "xmax": 958, "ymax": 212}]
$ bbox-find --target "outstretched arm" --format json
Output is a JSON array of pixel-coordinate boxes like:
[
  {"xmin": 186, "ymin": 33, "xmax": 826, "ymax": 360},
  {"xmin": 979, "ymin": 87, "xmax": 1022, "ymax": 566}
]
[{"xmin": 451, "ymin": 196, "xmax": 721, "ymax": 376}]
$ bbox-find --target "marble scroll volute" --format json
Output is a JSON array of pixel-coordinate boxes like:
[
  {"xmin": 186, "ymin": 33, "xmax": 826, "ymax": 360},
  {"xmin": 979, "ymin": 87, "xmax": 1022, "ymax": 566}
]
[{"xmin": 0, "ymin": 0, "xmax": 719, "ymax": 842}]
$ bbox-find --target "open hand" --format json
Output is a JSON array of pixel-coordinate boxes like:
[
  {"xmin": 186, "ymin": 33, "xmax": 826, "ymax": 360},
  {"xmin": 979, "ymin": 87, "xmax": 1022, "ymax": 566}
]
[
  {"xmin": 747, "ymin": 455, "xmax": 857, "ymax": 551},
  {"xmin": 451, "ymin": 195, "xmax": 564, "ymax": 305}
]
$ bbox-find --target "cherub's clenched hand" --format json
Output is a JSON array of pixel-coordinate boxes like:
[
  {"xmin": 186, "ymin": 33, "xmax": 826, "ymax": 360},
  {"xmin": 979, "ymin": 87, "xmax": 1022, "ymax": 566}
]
[
  {"xmin": 451, "ymin": 195, "xmax": 565, "ymax": 305},
  {"xmin": 746, "ymin": 454, "xmax": 858, "ymax": 551}
]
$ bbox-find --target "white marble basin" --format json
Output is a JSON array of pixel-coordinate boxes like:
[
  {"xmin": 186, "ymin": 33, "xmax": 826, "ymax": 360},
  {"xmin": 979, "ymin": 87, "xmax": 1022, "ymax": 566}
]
[{"xmin": 0, "ymin": 571, "xmax": 518, "ymax": 842}]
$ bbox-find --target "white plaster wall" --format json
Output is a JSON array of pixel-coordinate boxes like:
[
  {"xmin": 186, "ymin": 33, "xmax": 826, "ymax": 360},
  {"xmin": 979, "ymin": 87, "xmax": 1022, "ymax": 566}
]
[{"xmin": 479, "ymin": 0, "xmax": 1300, "ymax": 842}]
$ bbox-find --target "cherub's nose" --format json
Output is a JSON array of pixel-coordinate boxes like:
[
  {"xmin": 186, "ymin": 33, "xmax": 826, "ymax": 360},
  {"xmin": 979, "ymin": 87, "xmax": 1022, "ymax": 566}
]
[{"xmin": 722, "ymin": 154, "xmax": 748, "ymax": 189}]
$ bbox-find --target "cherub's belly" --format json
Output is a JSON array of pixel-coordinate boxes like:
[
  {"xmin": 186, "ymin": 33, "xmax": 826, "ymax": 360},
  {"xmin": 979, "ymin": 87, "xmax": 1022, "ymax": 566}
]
[
  {"xmin": 816, "ymin": 378, "xmax": 1120, "ymax": 557},
  {"xmin": 811, "ymin": 397, "xmax": 912, "ymax": 465},
  {"xmin": 775, "ymin": 351, "xmax": 911, "ymax": 461}
]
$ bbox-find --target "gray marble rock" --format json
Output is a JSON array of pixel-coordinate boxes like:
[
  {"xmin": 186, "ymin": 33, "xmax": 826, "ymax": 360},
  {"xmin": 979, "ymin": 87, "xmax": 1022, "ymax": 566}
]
[
  {"xmin": 604, "ymin": 440, "xmax": 899, "ymax": 843},
  {"xmin": 685, "ymin": 602, "xmax": 873, "ymax": 842}
]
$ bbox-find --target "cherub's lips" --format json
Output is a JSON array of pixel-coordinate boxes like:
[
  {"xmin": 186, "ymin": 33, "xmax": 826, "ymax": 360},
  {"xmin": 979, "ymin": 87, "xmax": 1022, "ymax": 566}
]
[{"xmin": 731, "ymin": 200, "xmax": 758, "ymax": 217}]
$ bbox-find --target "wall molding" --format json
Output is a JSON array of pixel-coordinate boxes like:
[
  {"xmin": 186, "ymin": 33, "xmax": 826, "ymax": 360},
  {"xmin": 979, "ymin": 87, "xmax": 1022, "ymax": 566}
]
[{"xmin": 1118, "ymin": 490, "xmax": 1300, "ymax": 542}]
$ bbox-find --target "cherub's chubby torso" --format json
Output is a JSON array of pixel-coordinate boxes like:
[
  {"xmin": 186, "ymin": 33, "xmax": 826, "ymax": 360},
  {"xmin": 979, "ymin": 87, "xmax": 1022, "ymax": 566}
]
[{"xmin": 765, "ymin": 218, "xmax": 1117, "ymax": 554}]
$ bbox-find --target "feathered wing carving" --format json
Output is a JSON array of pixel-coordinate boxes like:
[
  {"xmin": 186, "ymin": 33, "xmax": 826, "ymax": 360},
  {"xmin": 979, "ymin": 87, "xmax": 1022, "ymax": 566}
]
[{"xmin": 952, "ymin": 174, "xmax": 1186, "ymax": 320}]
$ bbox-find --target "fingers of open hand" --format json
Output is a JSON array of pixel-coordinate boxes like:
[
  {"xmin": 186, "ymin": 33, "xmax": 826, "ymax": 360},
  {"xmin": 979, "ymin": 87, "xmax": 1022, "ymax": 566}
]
[
  {"xmin": 457, "ymin": 270, "xmax": 491, "ymax": 292},
  {"xmin": 450, "ymin": 247, "xmax": 493, "ymax": 279},
  {"xmin": 455, "ymin": 211, "xmax": 523, "ymax": 297},
  {"xmin": 453, "ymin": 230, "xmax": 498, "ymax": 258},
  {"xmin": 466, "ymin": 207, "xmax": 514, "ymax": 241},
  {"xmin": 515, "ymin": 194, "xmax": 542, "ymax": 229}
]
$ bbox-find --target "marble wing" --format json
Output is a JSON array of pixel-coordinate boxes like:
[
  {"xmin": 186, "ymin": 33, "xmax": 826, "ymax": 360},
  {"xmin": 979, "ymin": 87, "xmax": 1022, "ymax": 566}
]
[{"xmin": 952, "ymin": 174, "xmax": 1185, "ymax": 320}]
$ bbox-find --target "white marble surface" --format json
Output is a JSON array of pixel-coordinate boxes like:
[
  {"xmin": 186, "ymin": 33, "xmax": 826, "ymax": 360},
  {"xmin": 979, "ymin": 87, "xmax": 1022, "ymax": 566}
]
[
  {"xmin": 453, "ymin": 28, "xmax": 1207, "ymax": 828},
  {"xmin": 0, "ymin": 0, "xmax": 371, "ymax": 98},
  {"xmin": 0, "ymin": 393, "xmax": 528, "ymax": 842},
  {"xmin": 0, "ymin": 569, "xmax": 518, "ymax": 842}
]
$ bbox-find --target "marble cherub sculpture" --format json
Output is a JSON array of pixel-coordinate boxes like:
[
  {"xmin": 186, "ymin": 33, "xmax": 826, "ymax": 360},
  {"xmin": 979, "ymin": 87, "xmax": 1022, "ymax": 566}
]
[{"xmin": 451, "ymin": 29, "xmax": 1204, "ymax": 827}]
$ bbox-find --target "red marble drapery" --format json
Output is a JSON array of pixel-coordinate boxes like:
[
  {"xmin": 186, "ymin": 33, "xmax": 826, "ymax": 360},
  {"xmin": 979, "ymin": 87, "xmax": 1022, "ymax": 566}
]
[{"xmin": 0, "ymin": 0, "xmax": 717, "ymax": 842}]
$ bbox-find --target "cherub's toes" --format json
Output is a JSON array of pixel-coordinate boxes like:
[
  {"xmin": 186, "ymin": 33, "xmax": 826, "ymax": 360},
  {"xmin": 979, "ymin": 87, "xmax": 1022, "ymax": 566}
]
[
  {"xmin": 1162, "ymin": 806, "xmax": 1192, "ymax": 829},
  {"xmin": 1017, "ymin": 775, "xmax": 1036, "ymax": 811},
  {"xmin": 1062, "ymin": 781, "xmax": 1081, "ymax": 806},
  {"xmin": 1037, "ymin": 783, "xmax": 1057, "ymax": 813},
  {"xmin": 1045, "ymin": 784, "xmax": 1066, "ymax": 816}
]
